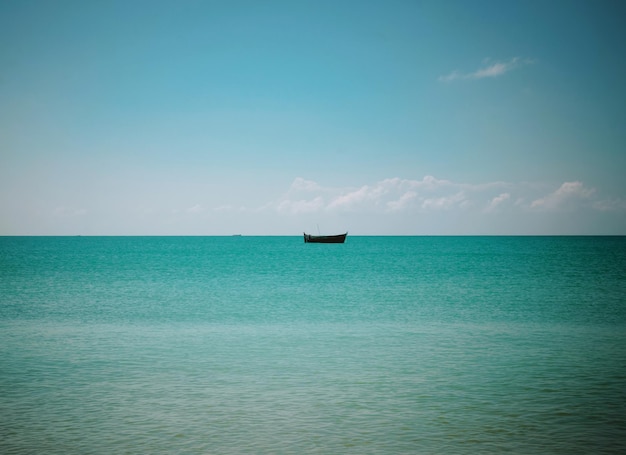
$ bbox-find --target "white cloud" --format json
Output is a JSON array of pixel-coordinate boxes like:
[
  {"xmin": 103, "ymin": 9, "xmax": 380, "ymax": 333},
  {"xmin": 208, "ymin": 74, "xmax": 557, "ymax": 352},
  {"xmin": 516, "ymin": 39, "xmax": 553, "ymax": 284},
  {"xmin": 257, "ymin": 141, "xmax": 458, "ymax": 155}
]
[
  {"xmin": 214, "ymin": 178, "xmax": 623, "ymax": 230},
  {"xmin": 485, "ymin": 192, "xmax": 511, "ymax": 212},
  {"xmin": 327, "ymin": 184, "xmax": 394, "ymax": 211},
  {"xmin": 439, "ymin": 57, "xmax": 533, "ymax": 82},
  {"xmin": 186, "ymin": 204, "xmax": 204, "ymax": 214},
  {"xmin": 421, "ymin": 191, "xmax": 467, "ymax": 210},
  {"xmin": 277, "ymin": 196, "xmax": 325, "ymax": 214},
  {"xmin": 419, "ymin": 175, "xmax": 454, "ymax": 190},
  {"xmin": 530, "ymin": 181, "xmax": 595, "ymax": 210},
  {"xmin": 289, "ymin": 177, "xmax": 321, "ymax": 192},
  {"xmin": 473, "ymin": 61, "xmax": 511, "ymax": 78},
  {"xmin": 271, "ymin": 176, "xmax": 488, "ymax": 214},
  {"xmin": 387, "ymin": 191, "xmax": 418, "ymax": 211}
]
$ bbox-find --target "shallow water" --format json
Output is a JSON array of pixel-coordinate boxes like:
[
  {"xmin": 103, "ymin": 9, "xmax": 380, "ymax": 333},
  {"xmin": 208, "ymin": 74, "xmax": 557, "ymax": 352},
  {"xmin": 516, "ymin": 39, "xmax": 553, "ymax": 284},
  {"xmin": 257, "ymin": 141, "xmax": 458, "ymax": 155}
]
[{"xmin": 1, "ymin": 236, "xmax": 625, "ymax": 453}]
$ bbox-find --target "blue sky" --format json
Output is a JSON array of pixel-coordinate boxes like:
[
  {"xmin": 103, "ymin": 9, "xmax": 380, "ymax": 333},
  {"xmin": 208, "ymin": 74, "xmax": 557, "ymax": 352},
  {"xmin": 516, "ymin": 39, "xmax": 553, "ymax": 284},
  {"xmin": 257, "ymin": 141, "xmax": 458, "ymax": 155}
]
[{"xmin": 1, "ymin": 0, "xmax": 625, "ymax": 235}]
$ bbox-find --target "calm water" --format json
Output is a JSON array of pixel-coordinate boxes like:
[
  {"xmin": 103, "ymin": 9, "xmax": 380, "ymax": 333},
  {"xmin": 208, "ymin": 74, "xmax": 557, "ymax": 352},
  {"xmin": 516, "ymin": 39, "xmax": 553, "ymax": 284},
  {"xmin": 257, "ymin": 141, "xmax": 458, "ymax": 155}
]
[{"xmin": 1, "ymin": 236, "xmax": 625, "ymax": 454}]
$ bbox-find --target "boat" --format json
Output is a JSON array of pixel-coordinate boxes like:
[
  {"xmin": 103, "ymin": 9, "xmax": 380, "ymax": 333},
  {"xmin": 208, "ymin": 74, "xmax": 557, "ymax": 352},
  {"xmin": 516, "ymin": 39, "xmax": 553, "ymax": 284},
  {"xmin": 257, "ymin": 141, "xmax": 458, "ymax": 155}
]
[{"xmin": 303, "ymin": 232, "xmax": 347, "ymax": 243}]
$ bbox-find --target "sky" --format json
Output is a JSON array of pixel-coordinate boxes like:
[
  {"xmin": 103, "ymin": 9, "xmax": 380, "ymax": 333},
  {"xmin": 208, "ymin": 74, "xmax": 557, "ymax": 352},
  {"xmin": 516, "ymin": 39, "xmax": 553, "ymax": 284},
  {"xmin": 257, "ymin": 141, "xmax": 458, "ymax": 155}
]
[{"xmin": 1, "ymin": 0, "xmax": 625, "ymax": 235}]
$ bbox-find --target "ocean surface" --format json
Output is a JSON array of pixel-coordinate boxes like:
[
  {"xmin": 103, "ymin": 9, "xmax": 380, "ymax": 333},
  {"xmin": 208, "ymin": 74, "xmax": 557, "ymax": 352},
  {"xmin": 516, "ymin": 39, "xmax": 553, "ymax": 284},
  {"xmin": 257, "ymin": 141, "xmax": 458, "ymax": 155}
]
[{"xmin": 1, "ymin": 236, "xmax": 625, "ymax": 454}]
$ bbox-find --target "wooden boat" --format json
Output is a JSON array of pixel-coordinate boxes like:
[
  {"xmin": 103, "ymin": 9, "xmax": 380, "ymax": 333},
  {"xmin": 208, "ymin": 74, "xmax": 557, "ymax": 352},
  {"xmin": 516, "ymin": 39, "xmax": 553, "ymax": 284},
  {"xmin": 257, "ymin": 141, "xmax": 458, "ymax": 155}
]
[{"xmin": 303, "ymin": 232, "xmax": 347, "ymax": 243}]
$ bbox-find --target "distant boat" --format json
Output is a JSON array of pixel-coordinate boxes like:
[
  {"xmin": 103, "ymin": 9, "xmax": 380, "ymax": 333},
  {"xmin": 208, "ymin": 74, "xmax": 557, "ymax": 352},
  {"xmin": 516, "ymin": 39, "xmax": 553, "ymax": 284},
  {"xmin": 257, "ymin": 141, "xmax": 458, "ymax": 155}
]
[{"xmin": 303, "ymin": 232, "xmax": 347, "ymax": 243}]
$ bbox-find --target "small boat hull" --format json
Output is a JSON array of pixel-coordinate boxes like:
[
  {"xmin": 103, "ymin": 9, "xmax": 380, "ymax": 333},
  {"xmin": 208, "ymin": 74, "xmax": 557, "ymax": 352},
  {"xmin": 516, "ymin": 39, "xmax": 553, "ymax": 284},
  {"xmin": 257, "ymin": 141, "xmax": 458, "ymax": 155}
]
[{"xmin": 303, "ymin": 232, "xmax": 347, "ymax": 243}]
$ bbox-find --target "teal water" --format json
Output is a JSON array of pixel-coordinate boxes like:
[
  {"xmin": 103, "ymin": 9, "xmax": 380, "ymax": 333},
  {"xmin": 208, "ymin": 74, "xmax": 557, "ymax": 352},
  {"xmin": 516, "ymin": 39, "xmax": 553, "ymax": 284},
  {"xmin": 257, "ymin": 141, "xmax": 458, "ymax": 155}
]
[{"xmin": 1, "ymin": 236, "xmax": 625, "ymax": 454}]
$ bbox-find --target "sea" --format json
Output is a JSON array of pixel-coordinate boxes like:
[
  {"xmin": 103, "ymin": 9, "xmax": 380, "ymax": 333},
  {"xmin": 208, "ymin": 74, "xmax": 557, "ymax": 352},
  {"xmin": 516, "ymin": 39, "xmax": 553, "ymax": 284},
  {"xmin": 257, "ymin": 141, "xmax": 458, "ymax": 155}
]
[{"xmin": 1, "ymin": 236, "xmax": 625, "ymax": 454}]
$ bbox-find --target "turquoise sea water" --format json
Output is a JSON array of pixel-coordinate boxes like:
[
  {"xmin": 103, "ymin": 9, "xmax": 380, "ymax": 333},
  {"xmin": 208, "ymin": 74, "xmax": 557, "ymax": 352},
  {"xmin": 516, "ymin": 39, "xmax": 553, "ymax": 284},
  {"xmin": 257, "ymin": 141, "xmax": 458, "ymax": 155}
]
[{"xmin": 1, "ymin": 236, "xmax": 625, "ymax": 454}]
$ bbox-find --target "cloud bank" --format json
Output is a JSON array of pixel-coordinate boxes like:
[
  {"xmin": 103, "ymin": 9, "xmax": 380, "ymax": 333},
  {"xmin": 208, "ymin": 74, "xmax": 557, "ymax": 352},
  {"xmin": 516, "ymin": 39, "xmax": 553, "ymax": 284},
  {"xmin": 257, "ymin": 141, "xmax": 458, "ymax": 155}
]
[
  {"xmin": 22, "ymin": 175, "xmax": 625, "ymax": 235},
  {"xmin": 264, "ymin": 176, "xmax": 622, "ymax": 218}
]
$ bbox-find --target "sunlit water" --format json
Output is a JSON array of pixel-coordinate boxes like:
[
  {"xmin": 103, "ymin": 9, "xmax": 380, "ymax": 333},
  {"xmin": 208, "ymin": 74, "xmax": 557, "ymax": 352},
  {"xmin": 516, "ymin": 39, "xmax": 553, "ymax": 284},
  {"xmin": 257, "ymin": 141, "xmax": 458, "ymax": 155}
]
[{"xmin": 1, "ymin": 236, "xmax": 625, "ymax": 454}]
